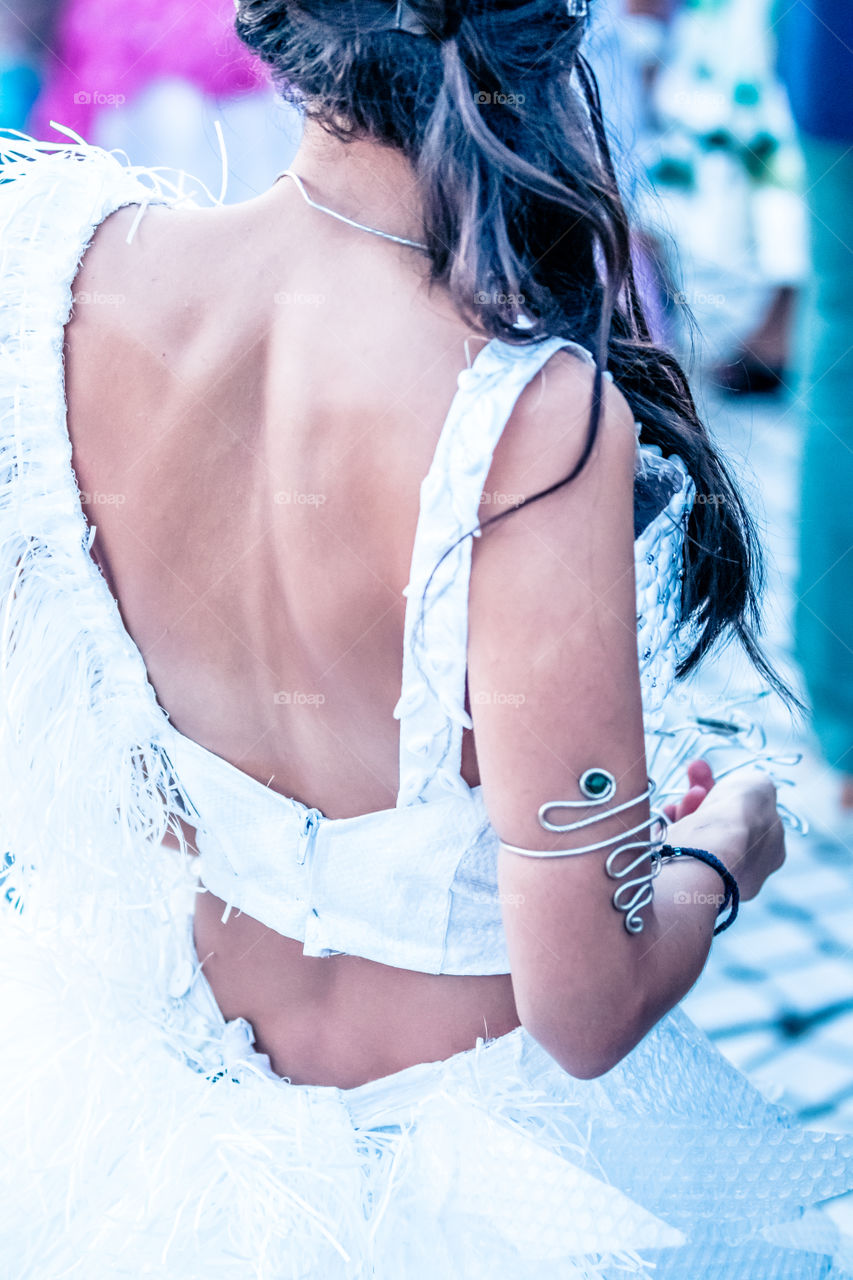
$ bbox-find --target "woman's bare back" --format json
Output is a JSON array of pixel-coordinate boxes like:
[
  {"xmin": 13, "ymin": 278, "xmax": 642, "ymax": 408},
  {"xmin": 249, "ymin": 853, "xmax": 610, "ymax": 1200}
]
[{"xmin": 64, "ymin": 171, "xmax": 523, "ymax": 1085}]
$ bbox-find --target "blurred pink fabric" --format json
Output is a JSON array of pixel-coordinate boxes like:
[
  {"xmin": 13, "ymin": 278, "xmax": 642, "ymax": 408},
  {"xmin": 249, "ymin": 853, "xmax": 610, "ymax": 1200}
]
[{"xmin": 30, "ymin": 0, "xmax": 266, "ymax": 140}]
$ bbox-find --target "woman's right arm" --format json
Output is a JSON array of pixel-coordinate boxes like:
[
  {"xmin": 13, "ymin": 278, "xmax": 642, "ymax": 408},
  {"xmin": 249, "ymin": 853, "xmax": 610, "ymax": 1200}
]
[{"xmin": 468, "ymin": 356, "xmax": 784, "ymax": 1079}]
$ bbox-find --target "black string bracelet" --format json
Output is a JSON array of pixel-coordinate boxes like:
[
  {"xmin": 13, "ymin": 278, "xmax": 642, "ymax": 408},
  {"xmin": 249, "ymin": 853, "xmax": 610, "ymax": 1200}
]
[{"xmin": 658, "ymin": 845, "xmax": 740, "ymax": 935}]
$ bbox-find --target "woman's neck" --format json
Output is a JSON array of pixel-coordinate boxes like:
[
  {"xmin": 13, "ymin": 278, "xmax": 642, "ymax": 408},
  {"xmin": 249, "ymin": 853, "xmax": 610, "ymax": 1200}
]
[{"xmin": 275, "ymin": 119, "xmax": 428, "ymax": 248}]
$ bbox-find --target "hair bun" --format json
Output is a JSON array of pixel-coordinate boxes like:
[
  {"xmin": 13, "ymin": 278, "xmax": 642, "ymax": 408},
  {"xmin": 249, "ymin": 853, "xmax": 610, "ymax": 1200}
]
[{"xmin": 389, "ymin": 1, "xmax": 466, "ymax": 42}]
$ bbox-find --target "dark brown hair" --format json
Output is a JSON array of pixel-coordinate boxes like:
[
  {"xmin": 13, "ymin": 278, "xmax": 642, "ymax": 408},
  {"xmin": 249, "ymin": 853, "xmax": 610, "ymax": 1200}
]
[{"xmin": 236, "ymin": 0, "xmax": 802, "ymax": 710}]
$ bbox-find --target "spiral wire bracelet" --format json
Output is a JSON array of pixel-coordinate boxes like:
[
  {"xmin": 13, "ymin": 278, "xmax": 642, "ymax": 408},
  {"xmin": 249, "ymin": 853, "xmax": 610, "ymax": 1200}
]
[
  {"xmin": 498, "ymin": 692, "xmax": 809, "ymax": 936},
  {"xmin": 500, "ymin": 777, "xmax": 669, "ymax": 934}
]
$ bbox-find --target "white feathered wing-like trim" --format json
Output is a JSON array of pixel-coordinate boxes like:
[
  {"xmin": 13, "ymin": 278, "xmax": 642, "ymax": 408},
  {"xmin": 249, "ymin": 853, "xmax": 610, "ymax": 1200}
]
[
  {"xmin": 0, "ymin": 131, "xmax": 198, "ymax": 942},
  {"xmin": 0, "ymin": 132, "xmax": 400, "ymax": 1277}
]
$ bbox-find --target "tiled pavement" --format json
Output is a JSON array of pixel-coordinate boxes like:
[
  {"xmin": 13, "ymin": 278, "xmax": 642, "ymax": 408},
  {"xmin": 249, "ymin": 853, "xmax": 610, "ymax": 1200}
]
[{"xmin": 667, "ymin": 382, "xmax": 853, "ymax": 1229}]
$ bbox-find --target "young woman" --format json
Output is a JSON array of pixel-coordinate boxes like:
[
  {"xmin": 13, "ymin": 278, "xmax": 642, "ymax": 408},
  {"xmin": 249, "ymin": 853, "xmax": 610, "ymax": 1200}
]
[{"xmin": 1, "ymin": 1, "xmax": 851, "ymax": 1275}]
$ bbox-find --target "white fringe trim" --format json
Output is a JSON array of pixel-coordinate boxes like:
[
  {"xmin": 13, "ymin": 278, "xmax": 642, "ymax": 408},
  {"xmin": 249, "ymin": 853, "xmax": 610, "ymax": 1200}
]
[{"xmin": 0, "ymin": 133, "xmax": 202, "ymax": 984}]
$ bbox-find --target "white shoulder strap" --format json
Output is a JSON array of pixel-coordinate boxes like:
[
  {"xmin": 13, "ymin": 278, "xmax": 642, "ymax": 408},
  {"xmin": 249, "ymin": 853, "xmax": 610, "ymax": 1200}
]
[{"xmin": 394, "ymin": 334, "xmax": 595, "ymax": 807}]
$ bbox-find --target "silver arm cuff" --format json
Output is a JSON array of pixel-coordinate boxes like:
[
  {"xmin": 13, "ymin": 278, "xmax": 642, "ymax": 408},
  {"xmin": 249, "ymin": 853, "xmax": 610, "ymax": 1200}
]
[{"xmin": 498, "ymin": 778, "xmax": 669, "ymax": 934}]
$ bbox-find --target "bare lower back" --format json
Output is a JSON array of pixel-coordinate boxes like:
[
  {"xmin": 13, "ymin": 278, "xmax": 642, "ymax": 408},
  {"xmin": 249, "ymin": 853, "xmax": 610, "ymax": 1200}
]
[{"xmin": 193, "ymin": 887, "xmax": 519, "ymax": 1086}]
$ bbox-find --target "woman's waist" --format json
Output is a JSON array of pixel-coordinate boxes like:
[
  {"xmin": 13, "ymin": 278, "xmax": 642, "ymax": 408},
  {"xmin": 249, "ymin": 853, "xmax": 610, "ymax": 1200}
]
[{"xmin": 191, "ymin": 889, "xmax": 520, "ymax": 1089}]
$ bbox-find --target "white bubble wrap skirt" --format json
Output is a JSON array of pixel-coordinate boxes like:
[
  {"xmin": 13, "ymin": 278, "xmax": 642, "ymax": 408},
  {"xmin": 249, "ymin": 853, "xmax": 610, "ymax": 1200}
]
[{"xmin": 2, "ymin": 900, "xmax": 852, "ymax": 1280}]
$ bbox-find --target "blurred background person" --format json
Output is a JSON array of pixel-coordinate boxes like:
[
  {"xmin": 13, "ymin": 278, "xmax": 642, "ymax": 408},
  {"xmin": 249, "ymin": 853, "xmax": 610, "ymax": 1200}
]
[
  {"xmin": 636, "ymin": 0, "xmax": 806, "ymax": 383},
  {"xmin": 24, "ymin": 0, "xmax": 301, "ymax": 201},
  {"xmin": 777, "ymin": 0, "xmax": 853, "ymax": 817},
  {"xmin": 588, "ymin": 0, "xmax": 806, "ymax": 380}
]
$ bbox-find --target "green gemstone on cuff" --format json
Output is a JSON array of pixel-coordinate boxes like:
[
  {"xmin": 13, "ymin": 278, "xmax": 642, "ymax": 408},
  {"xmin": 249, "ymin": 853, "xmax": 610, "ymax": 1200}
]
[{"xmin": 579, "ymin": 768, "xmax": 616, "ymax": 801}]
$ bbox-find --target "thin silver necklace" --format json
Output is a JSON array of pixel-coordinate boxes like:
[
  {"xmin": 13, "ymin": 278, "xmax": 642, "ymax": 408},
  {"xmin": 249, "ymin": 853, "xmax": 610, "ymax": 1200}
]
[{"xmin": 276, "ymin": 169, "xmax": 429, "ymax": 253}]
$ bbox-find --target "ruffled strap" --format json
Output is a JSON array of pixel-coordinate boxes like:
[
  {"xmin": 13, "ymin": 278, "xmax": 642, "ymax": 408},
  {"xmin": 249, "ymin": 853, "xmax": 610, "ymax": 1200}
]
[
  {"xmin": 394, "ymin": 335, "xmax": 591, "ymax": 807},
  {"xmin": 633, "ymin": 450, "xmax": 696, "ymax": 731},
  {"xmin": 393, "ymin": 334, "xmax": 698, "ymax": 807}
]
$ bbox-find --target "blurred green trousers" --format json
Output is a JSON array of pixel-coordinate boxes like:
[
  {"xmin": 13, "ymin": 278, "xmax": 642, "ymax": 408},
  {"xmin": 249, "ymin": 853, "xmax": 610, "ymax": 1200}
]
[{"xmin": 794, "ymin": 134, "xmax": 853, "ymax": 775}]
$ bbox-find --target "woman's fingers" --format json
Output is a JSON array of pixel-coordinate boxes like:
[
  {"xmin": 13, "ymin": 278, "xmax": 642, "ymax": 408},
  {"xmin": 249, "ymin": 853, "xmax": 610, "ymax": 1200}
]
[
  {"xmin": 662, "ymin": 760, "xmax": 716, "ymax": 826},
  {"xmin": 686, "ymin": 759, "xmax": 715, "ymax": 791}
]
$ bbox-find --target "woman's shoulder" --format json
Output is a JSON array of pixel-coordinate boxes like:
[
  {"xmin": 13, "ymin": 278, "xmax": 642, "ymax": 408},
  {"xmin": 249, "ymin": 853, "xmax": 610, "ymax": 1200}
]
[
  {"xmin": 483, "ymin": 345, "xmax": 640, "ymax": 516},
  {"xmin": 0, "ymin": 134, "xmax": 240, "ymax": 397},
  {"xmin": 0, "ymin": 133, "xmax": 245, "ymax": 307}
]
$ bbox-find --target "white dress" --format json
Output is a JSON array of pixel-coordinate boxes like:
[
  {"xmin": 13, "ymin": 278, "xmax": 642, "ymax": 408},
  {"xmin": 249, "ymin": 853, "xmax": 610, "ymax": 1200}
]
[{"xmin": 0, "ymin": 135, "xmax": 851, "ymax": 1280}]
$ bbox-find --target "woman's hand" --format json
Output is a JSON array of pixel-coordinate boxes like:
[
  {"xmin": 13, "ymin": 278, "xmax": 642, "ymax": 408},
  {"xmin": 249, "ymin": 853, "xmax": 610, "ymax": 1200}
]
[{"xmin": 665, "ymin": 765, "xmax": 787, "ymax": 902}]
